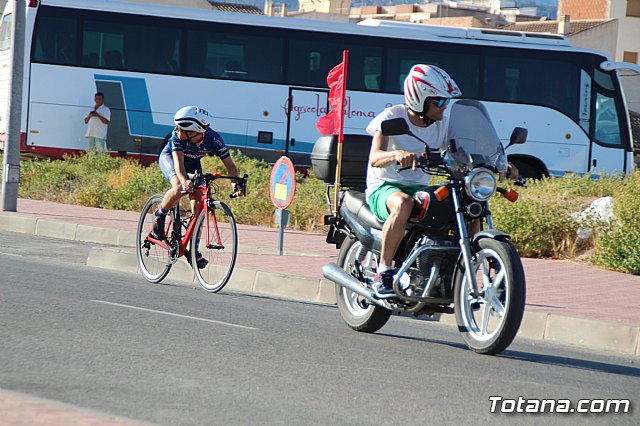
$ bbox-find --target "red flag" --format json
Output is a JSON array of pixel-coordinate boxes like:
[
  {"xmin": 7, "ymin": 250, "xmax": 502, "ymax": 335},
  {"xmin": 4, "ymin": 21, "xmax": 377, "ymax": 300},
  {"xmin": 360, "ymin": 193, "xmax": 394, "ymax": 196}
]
[{"xmin": 316, "ymin": 52, "xmax": 349, "ymax": 142}]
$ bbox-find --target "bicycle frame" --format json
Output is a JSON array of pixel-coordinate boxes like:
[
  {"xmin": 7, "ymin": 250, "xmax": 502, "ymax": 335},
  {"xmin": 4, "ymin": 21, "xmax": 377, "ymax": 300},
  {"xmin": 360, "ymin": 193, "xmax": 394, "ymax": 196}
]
[{"xmin": 144, "ymin": 182, "xmax": 224, "ymax": 256}]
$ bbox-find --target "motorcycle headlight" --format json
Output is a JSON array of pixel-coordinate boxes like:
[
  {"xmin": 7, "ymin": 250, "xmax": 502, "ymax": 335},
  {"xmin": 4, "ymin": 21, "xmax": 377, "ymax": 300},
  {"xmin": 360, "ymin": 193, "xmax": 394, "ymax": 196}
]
[{"xmin": 464, "ymin": 168, "xmax": 497, "ymax": 201}]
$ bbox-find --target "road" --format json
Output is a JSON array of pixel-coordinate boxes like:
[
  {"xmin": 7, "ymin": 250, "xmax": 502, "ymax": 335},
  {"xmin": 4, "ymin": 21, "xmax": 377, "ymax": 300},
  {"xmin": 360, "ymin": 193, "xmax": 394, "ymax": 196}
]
[{"xmin": 0, "ymin": 230, "xmax": 638, "ymax": 425}]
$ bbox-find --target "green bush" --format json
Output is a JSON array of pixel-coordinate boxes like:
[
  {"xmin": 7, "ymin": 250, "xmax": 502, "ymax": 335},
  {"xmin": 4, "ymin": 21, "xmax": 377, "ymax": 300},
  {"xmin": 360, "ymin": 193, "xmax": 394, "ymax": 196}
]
[
  {"xmin": 490, "ymin": 174, "xmax": 618, "ymax": 258},
  {"xmin": 592, "ymin": 172, "xmax": 640, "ymax": 274}
]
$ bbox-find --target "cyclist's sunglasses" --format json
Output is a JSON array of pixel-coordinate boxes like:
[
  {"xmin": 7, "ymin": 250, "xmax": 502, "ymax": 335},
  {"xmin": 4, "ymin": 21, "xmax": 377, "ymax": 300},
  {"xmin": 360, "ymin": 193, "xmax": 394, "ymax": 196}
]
[{"xmin": 431, "ymin": 98, "xmax": 450, "ymax": 108}]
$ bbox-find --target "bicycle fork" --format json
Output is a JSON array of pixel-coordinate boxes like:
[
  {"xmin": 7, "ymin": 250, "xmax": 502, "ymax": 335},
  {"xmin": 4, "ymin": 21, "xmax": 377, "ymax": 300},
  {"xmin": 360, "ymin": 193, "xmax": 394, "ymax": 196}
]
[{"xmin": 205, "ymin": 200, "xmax": 224, "ymax": 250}]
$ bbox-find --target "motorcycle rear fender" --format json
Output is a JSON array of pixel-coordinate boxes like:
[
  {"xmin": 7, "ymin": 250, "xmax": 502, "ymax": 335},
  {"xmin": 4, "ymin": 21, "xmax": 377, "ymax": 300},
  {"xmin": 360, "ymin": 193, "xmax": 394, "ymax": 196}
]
[{"xmin": 326, "ymin": 223, "xmax": 348, "ymax": 249}]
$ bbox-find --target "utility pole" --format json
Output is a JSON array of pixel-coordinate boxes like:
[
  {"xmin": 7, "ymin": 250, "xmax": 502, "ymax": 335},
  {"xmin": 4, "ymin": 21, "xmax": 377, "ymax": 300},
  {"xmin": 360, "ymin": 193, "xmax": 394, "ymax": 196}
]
[{"xmin": 1, "ymin": 0, "xmax": 25, "ymax": 211}]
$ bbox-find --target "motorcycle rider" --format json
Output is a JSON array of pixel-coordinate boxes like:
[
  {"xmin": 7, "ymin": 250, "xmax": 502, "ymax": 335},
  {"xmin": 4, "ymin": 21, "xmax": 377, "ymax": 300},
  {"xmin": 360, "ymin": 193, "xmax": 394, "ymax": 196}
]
[{"xmin": 366, "ymin": 64, "xmax": 519, "ymax": 294}]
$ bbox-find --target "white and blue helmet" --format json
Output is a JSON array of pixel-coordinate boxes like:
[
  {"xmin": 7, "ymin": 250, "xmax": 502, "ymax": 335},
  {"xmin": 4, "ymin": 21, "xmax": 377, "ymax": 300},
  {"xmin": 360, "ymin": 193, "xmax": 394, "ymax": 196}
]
[{"xmin": 174, "ymin": 106, "xmax": 211, "ymax": 133}]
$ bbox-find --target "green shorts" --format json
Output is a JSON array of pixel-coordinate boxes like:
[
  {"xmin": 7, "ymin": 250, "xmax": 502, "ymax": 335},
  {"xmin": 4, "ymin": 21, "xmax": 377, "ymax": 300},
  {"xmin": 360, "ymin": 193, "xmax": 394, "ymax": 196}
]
[{"xmin": 367, "ymin": 182, "xmax": 424, "ymax": 221}]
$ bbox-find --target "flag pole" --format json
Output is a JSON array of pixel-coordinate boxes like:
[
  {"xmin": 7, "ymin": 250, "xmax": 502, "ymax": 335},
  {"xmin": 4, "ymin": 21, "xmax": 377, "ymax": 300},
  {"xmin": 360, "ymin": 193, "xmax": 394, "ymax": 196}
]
[{"xmin": 333, "ymin": 50, "xmax": 348, "ymax": 216}]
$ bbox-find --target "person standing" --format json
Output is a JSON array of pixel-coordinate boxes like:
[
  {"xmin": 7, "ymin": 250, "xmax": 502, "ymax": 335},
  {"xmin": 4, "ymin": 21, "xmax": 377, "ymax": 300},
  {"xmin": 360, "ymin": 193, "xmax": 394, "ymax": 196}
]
[{"xmin": 84, "ymin": 92, "xmax": 111, "ymax": 152}]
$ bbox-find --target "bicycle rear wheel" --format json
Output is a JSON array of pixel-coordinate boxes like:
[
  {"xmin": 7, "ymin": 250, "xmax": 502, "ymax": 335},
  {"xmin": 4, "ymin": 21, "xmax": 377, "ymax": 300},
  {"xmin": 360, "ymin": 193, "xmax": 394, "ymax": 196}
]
[
  {"xmin": 191, "ymin": 201, "xmax": 238, "ymax": 293},
  {"xmin": 136, "ymin": 194, "xmax": 172, "ymax": 283}
]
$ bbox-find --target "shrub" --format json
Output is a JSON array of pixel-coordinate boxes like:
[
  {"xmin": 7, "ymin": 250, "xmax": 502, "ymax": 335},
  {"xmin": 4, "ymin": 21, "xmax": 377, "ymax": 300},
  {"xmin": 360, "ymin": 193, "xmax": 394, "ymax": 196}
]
[
  {"xmin": 490, "ymin": 174, "xmax": 618, "ymax": 258},
  {"xmin": 592, "ymin": 172, "xmax": 640, "ymax": 274}
]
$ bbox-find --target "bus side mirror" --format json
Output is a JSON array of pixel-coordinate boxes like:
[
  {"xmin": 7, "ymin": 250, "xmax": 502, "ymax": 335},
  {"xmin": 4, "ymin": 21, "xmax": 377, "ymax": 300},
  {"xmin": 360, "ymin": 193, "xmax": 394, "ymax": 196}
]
[{"xmin": 381, "ymin": 118, "xmax": 411, "ymax": 136}]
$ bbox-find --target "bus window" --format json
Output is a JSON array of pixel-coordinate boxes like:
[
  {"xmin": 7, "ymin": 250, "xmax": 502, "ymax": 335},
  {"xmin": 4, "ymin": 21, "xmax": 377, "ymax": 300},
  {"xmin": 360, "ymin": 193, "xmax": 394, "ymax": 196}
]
[
  {"xmin": 288, "ymin": 39, "xmax": 341, "ymax": 88},
  {"xmin": 33, "ymin": 15, "xmax": 77, "ymax": 65},
  {"xmin": 483, "ymin": 50, "xmax": 580, "ymax": 120},
  {"xmin": 186, "ymin": 29, "xmax": 282, "ymax": 83},
  {"xmin": 287, "ymin": 36, "xmax": 384, "ymax": 92},
  {"xmin": 385, "ymin": 45, "xmax": 479, "ymax": 97},
  {"xmin": 595, "ymin": 93, "xmax": 622, "ymax": 147},
  {"xmin": 82, "ymin": 17, "xmax": 181, "ymax": 74},
  {"xmin": 594, "ymin": 67, "xmax": 615, "ymax": 91},
  {"xmin": 0, "ymin": 14, "xmax": 12, "ymax": 51},
  {"xmin": 363, "ymin": 56, "xmax": 382, "ymax": 91}
]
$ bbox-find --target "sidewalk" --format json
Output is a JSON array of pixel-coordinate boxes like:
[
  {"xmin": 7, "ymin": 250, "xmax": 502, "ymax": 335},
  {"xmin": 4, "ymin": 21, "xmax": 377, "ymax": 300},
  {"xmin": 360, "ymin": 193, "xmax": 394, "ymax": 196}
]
[{"xmin": 1, "ymin": 198, "xmax": 639, "ymax": 356}]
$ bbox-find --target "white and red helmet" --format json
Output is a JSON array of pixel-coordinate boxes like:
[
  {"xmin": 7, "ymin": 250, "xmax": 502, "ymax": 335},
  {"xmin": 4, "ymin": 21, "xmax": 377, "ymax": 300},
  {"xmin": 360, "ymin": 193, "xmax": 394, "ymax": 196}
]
[
  {"xmin": 174, "ymin": 106, "xmax": 211, "ymax": 133},
  {"xmin": 403, "ymin": 64, "xmax": 462, "ymax": 114}
]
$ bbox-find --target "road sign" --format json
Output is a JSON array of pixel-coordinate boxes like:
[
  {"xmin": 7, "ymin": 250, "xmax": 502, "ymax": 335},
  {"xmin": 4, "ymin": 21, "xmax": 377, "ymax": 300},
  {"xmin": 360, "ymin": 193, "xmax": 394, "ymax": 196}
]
[{"xmin": 270, "ymin": 156, "xmax": 296, "ymax": 209}]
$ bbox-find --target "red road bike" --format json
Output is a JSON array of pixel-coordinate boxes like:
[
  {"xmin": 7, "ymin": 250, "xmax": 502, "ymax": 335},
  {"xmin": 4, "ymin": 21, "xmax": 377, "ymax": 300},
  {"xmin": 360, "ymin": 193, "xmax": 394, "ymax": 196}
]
[{"xmin": 136, "ymin": 172, "xmax": 248, "ymax": 292}]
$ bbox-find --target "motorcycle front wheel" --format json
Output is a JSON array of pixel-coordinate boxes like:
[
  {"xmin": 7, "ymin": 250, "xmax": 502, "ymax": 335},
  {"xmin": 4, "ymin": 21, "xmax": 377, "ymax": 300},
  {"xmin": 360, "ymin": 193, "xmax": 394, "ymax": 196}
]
[
  {"xmin": 453, "ymin": 238, "xmax": 526, "ymax": 355},
  {"xmin": 336, "ymin": 238, "xmax": 391, "ymax": 333}
]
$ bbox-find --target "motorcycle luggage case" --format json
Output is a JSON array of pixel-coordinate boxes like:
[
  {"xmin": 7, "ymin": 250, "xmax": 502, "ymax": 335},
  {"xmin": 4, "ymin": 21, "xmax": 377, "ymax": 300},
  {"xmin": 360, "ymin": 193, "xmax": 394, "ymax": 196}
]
[{"xmin": 311, "ymin": 134, "xmax": 371, "ymax": 190}]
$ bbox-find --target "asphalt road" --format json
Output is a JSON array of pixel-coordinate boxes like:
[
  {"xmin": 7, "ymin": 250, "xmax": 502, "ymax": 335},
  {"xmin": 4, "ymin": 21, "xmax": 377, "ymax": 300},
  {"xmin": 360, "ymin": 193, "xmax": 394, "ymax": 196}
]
[{"xmin": 1, "ymin": 230, "xmax": 638, "ymax": 425}]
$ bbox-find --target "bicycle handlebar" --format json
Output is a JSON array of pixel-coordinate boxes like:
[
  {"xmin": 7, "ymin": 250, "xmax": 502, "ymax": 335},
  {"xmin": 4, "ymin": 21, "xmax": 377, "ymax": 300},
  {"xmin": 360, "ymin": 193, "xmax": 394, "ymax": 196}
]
[{"xmin": 183, "ymin": 172, "xmax": 249, "ymax": 197}]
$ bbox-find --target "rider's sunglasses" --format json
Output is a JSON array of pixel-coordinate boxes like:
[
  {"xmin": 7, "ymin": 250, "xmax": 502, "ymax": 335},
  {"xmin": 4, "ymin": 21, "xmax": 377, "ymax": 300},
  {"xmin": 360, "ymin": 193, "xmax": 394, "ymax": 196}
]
[{"xmin": 431, "ymin": 98, "xmax": 450, "ymax": 109}]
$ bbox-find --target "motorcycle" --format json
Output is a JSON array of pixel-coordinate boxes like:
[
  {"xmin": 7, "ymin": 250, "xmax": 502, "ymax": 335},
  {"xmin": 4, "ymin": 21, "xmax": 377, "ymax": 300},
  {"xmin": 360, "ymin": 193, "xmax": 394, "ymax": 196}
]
[{"xmin": 314, "ymin": 99, "xmax": 527, "ymax": 355}]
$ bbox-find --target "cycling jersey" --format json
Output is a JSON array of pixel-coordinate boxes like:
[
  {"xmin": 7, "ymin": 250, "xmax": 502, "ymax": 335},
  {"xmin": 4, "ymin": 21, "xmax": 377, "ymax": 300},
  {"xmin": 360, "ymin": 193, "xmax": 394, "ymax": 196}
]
[{"xmin": 159, "ymin": 128, "xmax": 230, "ymax": 182}]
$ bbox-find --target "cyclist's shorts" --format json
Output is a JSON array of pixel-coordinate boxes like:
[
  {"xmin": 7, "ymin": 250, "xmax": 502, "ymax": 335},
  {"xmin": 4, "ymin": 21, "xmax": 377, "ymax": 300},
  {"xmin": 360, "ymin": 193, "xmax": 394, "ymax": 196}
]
[
  {"xmin": 159, "ymin": 152, "xmax": 203, "ymax": 183},
  {"xmin": 367, "ymin": 182, "xmax": 424, "ymax": 222}
]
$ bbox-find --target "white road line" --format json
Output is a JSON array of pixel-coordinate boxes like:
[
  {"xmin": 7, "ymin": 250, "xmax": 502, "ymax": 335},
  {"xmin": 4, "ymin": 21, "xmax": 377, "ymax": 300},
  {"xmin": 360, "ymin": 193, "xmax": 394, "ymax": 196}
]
[
  {"xmin": 91, "ymin": 300, "xmax": 258, "ymax": 330},
  {"xmin": 0, "ymin": 251, "xmax": 23, "ymax": 257}
]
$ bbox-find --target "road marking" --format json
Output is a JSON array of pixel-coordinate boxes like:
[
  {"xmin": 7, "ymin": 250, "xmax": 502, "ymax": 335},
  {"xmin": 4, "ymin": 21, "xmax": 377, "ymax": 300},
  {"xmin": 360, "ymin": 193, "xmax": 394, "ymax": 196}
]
[
  {"xmin": 0, "ymin": 251, "xmax": 23, "ymax": 257},
  {"xmin": 91, "ymin": 300, "xmax": 258, "ymax": 330}
]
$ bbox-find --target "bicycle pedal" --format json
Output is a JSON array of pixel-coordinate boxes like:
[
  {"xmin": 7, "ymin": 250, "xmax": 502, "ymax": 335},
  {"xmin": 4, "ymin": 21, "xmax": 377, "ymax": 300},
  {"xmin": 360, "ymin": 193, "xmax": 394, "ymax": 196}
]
[{"xmin": 207, "ymin": 244, "xmax": 224, "ymax": 250}]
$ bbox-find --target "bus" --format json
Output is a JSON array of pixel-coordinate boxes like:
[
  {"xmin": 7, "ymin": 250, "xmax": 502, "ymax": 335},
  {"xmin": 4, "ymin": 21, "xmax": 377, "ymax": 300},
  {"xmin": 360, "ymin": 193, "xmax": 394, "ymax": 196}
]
[{"xmin": 0, "ymin": 0, "xmax": 637, "ymax": 177}]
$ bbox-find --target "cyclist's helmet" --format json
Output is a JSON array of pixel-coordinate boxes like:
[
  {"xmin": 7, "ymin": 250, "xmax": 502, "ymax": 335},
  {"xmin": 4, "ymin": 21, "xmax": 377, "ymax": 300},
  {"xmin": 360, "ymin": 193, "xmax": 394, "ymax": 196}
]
[
  {"xmin": 173, "ymin": 106, "xmax": 211, "ymax": 133},
  {"xmin": 403, "ymin": 64, "xmax": 462, "ymax": 114}
]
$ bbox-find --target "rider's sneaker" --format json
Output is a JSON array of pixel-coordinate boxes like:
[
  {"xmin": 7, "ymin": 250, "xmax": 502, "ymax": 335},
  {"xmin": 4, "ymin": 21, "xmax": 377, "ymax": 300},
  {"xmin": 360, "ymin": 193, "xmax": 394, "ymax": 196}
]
[
  {"xmin": 150, "ymin": 216, "xmax": 166, "ymax": 240},
  {"xmin": 185, "ymin": 249, "xmax": 208, "ymax": 269},
  {"xmin": 372, "ymin": 270, "xmax": 395, "ymax": 295}
]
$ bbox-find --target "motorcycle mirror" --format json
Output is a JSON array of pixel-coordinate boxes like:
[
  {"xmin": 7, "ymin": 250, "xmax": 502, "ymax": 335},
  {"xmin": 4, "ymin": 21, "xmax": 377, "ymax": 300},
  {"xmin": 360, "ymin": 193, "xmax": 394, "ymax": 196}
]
[
  {"xmin": 381, "ymin": 118, "xmax": 412, "ymax": 137},
  {"xmin": 506, "ymin": 127, "xmax": 528, "ymax": 149}
]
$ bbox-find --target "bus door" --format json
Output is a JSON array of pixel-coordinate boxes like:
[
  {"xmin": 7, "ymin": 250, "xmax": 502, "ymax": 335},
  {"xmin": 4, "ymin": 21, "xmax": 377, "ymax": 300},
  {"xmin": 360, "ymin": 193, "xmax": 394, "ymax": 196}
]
[
  {"xmin": 285, "ymin": 87, "xmax": 329, "ymax": 166},
  {"xmin": 588, "ymin": 69, "xmax": 632, "ymax": 174}
]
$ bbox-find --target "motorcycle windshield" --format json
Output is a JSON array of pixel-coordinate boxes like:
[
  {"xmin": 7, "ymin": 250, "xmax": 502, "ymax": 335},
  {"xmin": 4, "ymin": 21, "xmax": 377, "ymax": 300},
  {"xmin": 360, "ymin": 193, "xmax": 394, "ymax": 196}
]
[{"xmin": 446, "ymin": 99, "xmax": 508, "ymax": 173}]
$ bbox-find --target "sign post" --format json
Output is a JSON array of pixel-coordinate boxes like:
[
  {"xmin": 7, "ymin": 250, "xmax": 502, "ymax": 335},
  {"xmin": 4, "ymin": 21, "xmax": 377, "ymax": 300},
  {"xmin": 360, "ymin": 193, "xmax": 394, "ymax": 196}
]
[{"xmin": 269, "ymin": 156, "xmax": 296, "ymax": 255}]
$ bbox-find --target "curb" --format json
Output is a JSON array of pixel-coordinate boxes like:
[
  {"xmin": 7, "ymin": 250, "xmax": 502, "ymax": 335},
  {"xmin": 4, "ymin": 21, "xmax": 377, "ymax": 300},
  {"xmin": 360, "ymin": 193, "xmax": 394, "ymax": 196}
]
[
  {"xmin": 87, "ymin": 247, "xmax": 335, "ymax": 306},
  {"xmin": 0, "ymin": 213, "xmax": 326, "ymax": 257},
  {"xmin": 2, "ymin": 213, "xmax": 639, "ymax": 357}
]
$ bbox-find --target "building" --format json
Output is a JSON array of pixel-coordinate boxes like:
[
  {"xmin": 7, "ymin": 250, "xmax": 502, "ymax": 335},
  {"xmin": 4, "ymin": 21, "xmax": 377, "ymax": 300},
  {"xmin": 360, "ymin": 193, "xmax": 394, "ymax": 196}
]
[
  {"xmin": 559, "ymin": 0, "xmax": 640, "ymax": 64},
  {"xmin": 348, "ymin": 3, "xmax": 511, "ymax": 27}
]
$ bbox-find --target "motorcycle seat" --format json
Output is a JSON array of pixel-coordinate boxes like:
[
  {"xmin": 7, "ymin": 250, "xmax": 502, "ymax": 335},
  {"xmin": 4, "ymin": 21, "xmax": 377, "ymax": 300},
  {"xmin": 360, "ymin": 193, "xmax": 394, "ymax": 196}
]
[{"xmin": 342, "ymin": 190, "xmax": 385, "ymax": 230}]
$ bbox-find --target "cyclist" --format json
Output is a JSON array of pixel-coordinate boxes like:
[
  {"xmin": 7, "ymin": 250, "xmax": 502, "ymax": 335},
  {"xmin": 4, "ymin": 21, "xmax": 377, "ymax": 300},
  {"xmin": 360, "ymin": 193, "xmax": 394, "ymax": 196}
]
[{"xmin": 152, "ymin": 105, "xmax": 244, "ymax": 268}]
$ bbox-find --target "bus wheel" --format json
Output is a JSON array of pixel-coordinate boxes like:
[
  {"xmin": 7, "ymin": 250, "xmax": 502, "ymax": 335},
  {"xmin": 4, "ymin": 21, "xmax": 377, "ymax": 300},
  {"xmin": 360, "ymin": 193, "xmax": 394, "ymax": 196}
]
[{"xmin": 512, "ymin": 161, "xmax": 544, "ymax": 180}]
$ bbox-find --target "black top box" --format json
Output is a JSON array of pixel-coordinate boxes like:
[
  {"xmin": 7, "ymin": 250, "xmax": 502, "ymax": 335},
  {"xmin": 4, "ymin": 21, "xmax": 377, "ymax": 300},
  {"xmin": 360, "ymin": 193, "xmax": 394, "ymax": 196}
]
[{"xmin": 311, "ymin": 134, "xmax": 371, "ymax": 191}]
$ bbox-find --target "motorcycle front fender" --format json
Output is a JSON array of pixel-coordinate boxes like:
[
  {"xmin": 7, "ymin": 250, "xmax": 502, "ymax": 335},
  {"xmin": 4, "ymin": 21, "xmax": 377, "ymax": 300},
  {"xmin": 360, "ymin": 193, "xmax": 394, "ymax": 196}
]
[{"xmin": 472, "ymin": 230, "xmax": 510, "ymax": 250}]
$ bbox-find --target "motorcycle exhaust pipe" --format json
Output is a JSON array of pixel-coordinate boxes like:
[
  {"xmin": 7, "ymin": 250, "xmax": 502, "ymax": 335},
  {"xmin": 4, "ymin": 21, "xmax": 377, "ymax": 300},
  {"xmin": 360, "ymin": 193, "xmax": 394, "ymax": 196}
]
[{"xmin": 322, "ymin": 263, "xmax": 390, "ymax": 309}]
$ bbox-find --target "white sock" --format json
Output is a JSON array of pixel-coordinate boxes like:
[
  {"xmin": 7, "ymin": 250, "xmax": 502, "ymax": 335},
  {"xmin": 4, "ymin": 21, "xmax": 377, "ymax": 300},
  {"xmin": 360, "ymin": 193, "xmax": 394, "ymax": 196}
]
[{"xmin": 378, "ymin": 264, "xmax": 392, "ymax": 274}]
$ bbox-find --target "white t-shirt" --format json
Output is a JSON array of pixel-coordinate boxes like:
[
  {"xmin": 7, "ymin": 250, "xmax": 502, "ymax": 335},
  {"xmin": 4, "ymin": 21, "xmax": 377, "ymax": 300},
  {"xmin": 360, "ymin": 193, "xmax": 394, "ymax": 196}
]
[
  {"xmin": 85, "ymin": 104, "xmax": 111, "ymax": 140},
  {"xmin": 365, "ymin": 104, "xmax": 449, "ymax": 197}
]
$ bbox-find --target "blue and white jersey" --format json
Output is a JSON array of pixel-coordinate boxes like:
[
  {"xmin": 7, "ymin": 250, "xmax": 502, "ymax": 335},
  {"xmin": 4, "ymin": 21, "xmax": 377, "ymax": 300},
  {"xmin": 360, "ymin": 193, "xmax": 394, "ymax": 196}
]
[{"xmin": 161, "ymin": 128, "xmax": 230, "ymax": 171}]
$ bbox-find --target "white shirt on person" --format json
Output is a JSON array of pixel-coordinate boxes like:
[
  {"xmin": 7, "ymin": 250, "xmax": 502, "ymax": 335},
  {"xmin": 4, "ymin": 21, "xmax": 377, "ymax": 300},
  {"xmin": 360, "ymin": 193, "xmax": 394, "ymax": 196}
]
[
  {"xmin": 365, "ymin": 104, "xmax": 449, "ymax": 198},
  {"xmin": 85, "ymin": 104, "xmax": 111, "ymax": 140}
]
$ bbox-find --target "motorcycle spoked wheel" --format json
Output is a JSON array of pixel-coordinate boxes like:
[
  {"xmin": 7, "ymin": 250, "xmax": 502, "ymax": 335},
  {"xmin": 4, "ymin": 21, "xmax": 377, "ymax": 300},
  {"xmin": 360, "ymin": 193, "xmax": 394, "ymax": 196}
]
[
  {"xmin": 336, "ymin": 238, "xmax": 392, "ymax": 333},
  {"xmin": 453, "ymin": 238, "xmax": 526, "ymax": 355}
]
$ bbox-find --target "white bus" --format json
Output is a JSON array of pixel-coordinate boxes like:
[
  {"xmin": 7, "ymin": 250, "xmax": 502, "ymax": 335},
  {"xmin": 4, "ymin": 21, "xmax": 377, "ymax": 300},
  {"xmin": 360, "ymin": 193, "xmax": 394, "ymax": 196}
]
[{"xmin": 0, "ymin": 0, "xmax": 636, "ymax": 176}]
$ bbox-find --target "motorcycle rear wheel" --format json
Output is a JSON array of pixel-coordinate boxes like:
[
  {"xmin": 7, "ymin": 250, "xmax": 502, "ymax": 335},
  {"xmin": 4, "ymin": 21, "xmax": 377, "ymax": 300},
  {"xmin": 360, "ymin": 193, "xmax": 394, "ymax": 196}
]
[
  {"xmin": 336, "ymin": 238, "xmax": 392, "ymax": 333},
  {"xmin": 453, "ymin": 238, "xmax": 525, "ymax": 355}
]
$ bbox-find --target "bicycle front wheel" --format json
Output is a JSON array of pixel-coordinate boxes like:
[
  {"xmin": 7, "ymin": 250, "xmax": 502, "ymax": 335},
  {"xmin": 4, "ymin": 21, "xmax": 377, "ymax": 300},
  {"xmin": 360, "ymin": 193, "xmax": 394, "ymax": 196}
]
[
  {"xmin": 191, "ymin": 201, "xmax": 238, "ymax": 293},
  {"xmin": 136, "ymin": 194, "xmax": 172, "ymax": 283}
]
